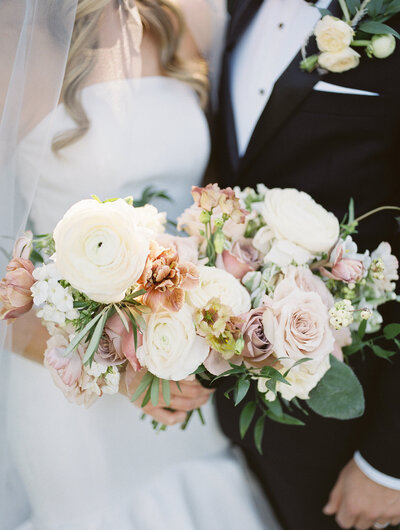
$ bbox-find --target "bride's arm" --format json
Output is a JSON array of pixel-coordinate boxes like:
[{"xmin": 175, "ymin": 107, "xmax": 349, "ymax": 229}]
[{"xmin": 11, "ymin": 312, "xmax": 49, "ymax": 365}]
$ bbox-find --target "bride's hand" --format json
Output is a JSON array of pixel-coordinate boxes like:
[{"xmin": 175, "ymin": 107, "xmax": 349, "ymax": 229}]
[{"xmin": 120, "ymin": 369, "xmax": 214, "ymax": 426}]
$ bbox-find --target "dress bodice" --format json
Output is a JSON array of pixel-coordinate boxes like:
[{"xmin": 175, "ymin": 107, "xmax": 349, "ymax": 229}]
[{"xmin": 18, "ymin": 77, "xmax": 210, "ymax": 233}]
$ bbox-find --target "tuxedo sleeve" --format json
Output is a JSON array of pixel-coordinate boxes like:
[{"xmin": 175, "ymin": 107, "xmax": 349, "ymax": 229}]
[{"xmin": 354, "ymin": 452, "xmax": 400, "ymax": 490}]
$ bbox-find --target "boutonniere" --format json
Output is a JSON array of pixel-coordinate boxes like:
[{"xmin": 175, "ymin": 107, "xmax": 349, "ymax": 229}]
[{"xmin": 301, "ymin": 0, "xmax": 400, "ymax": 73}]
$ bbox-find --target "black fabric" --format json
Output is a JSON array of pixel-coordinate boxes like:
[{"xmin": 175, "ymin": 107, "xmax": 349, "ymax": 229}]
[{"xmin": 213, "ymin": 2, "xmax": 400, "ymax": 529}]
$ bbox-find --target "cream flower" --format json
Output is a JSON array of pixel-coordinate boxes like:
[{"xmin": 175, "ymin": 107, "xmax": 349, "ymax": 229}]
[
  {"xmin": 318, "ymin": 48, "xmax": 360, "ymax": 73},
  {"xmin": 259, "ymin": 188, "xmax": 339, "ymax": 255},
  {"xmin": 315, "ymin": 16, "xmax": 354, "ymax": 53},
  {"xmin": 137, "ymin": 304, "xmax": 209, "ymax": 380},
  {"xmin": 53, "ymin": 199, "xmax": 150, "ymax": 303},
  {"xmin": 131, "ymin": 204, "xmax": 166, "ymax": 234},
  {"xmin": 186, "ymin": 265, "xmax": 251, "ymax": 316}
]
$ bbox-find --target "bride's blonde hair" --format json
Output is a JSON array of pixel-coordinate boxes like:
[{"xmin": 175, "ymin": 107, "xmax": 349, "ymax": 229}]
[{"xmin": 52, "ymin": 0, "xmax": 208, "ymax": 152}]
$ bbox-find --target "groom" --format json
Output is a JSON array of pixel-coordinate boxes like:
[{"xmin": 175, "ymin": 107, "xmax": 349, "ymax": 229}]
[{"xmin": 212, "ymin": 0, "xmax": 400, "ymax": 529}]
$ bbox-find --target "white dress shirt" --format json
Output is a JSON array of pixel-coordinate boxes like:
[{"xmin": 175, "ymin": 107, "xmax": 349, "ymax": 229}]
[{"xmin": 229, "ymin": 0, "xmax": 400, "ymax": 489}]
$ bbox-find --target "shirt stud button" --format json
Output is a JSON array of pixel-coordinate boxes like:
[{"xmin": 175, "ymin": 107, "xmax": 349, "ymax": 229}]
[{"xmin": 278, "ymin": 22, "xmax": 285, "ymax": 29}]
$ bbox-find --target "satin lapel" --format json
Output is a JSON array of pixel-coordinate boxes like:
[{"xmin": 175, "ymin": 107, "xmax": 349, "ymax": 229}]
[
  {"xmin": 240, "ymin": 0, "xmax": 341, "ymax": 174},
  {"xmin": 220, "ymin": 0, "xmax": 264, "ymax": 175}
]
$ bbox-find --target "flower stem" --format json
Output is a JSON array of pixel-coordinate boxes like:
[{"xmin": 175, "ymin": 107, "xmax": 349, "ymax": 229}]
[
  {"xmin": 351, "ymin": 39, "xmax": 371, "ymax": 46},
  {"xmin": 338, "ymin": 0, "xmax": 351, "ymax": 22},
  {"xmin": 354, "ymin": 206, "xmax": 400, "ymax": 224}
]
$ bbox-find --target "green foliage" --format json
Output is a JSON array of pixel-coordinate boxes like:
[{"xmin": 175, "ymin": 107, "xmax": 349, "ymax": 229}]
[
  {"xmin": 370, "ymin": 344, "xmax": 396, "ymax": 359},
  {"xmin": 151, "ymin": 376, "xmax": 160, "ymax": 406},
  {"xmin": 254, "ymin": 416, "xmax": 266, "ymax": 454},
  {"xmin": 130, "ymin": 372, "xmax": 155, "ymax": 403},
  {"xmin": 162, "ymin": 379, "xmax": 171, "ymax": 407},
  {"xmin": 240, "ymin": 402, "xmax": 256, "ymax": 439},
  {"xmin": 308, "ymin": 355, "xmax": 365, "ymax": 419},
  {"xmin": 133, "ymin": 186, "xmax": 171, "ymax": 207},
  {"xmin": 383, "ymin": 323, "xmax": 400, "ymax": 340},
  {"xmin": 359, "ymin": 20, "xmax": 400, "ymax": 38}
]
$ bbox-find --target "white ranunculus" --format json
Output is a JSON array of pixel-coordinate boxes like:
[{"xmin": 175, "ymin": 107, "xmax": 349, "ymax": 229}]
[
  {"xmin": 186, "ymin": 265, "xmax": 251, "ymax": 316},
  {"xmin": 260, "ymin": 188, "xmax": 339, "ymax": 254},
  {"xmin": 370, "ymin": 34, "xmax": 396, "ymax": 59},
  {"xmin": 252, "ymin": 226, "xmax": 274, "ymax": 255},
  {"xmin": 131, "ymin": 204, "xmax": 166, "ymax": 234},
  {"xmin": 318, "ymin": 48, "xmax": 360, "ymax": 73},
  {"xmin": 137, "ymin": 304, "xmax": 209, "ymax": 380},
  {"xmin": 53, "ymin": 199, "xmax": 150, "ymax": 303},
  {"xmin": 277, "ymin": 356, "xmax": 330, "ymax": 401},
  {"xmin": 265, "ymin": 239, "xmax": 312, "ymax": 268},
  {"xmin": 315, "ymin": 16, "xmax": 354, "ymax": 53}
]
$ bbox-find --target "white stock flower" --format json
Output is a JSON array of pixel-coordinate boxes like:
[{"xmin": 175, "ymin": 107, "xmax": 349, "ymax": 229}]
[
  {"xmin": 186, "ymin": 265, "xmax": 251, "ymax": 316},
  {"xmin": 370, "ymin": 242, "xmax": 399, "ymax": 293},
  {"xmin": 315, "ymin": 16, "xmax": 354, "ymax": 53},
  {"xmin": 137, "ymin": 304, "xmax": 209, "ymax": 380},
  {"xmin": 103, "ymin": 368, "xmax": 120, "ymax": 395},
  {"xmin": 53, "ymin": 199, "xmax": 150, "ymax": 303},
  {"xmin": 131, "ymin": 204, "xmax": 166, "ymax": 234},
  {"xmin": 318, "ymin": 48, "xmax": 360, "ymax": 73},
  {"xmin": 265, "ymin": 239, "xmax": 313, "ymax": 268},
  {"xmin": 259, "ymin": 188, "xmax": 339, "ymax": 255},
  {"xmin": 31, "ymin": 280, "xmax": 49, "ymax": 306},
  {"xmin": 252, "ymin": 226, "xmax": 274, "ymax": 255}
]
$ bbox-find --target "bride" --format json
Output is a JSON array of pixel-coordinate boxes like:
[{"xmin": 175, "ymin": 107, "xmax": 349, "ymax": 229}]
[{"xmin": 1, "ymin": 1, "xmax": 279, "ymax": 529}]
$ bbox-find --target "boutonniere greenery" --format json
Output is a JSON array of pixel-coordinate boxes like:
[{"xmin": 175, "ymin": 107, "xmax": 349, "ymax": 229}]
[{"xmin": 301, "ymin": 0, "xmax": 400, "ymax": 73}]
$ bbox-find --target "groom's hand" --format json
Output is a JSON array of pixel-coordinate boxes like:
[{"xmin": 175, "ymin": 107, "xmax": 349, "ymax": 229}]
[{"xmin": 324, "ymin": 459, "xmax": 400, "ymax": 529}]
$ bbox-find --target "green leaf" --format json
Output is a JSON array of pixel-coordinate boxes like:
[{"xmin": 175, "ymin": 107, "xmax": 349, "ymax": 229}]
[
  {"xmin": 358, "ymin": 318, "xmax": 367, "ymax": 340},
  {"xmin": 151, "ymin": 376, "xmax": 160, "ymax": 406},
  {"xmin": 83, "ymin": 309, "xmax": 109, "ymax": 364},
  {"xmin": 130, "ymin": 372, "xmax": 154, "ymax": 402},
  {"xmin": 191, "ymin": 366, "xmax": 206, "ymax": 375},
  {"xmin": 240, "ymin": 402, "xmax": 256, "ymax": 439},
  {"xmin": 308, "ymin": 355, "xmax": 365, "ymax": 419},
  {"xmin": 371, "ymin": 344, "xmax": 396, "ymax": 359},
  {"xmin": 267, "ymin": 398, "xmax": 283, "ymax": 418},
  {"xmin": 234, "ymin": 378, "xmax": 251, "ymax": 406},
  {"xmin": 114, "ymin": 304, "xmax": 130, "ymax": 332},
  {"xmin": 141, "ymin": 384, "xmax": 152, "ymax": 408},
  {"xmin": 64, "ymin": 310, "xmax": 104, "ymax": 357},
  {"xmin": 197, "ymin": 408, "xmax": 206, "ymax": 425},
  {"xmin": 318, "ymin": 7, "xmax": 332, "ymax": 15},
  {"xmin": 383, "ymin": 323, "xmax": 400, "ymax": 340},
  {"xmin": 162, "ymin": 379, "xmax": 171, "ymax": 407},
  {"xmin": 266, "ymin": 409, "xmax": 305, "ymax": 426},
  {"xmin": 254, "ymin": 416, "xmax": 265, "ymax": 454},
  {"xmin": 368, "ymin": 0, "xmax": 384, "ymax": 18},
  {"xmin": 260, "ymin": 366, "xmax": 290, "ymax": 385},
  {"xmin": 343, "ymin": 341, "xmax": 367, "ymax": 356},
  {"xmin": 359, "ymin": 20, "xmax": 400, "ymax": 39},
  {"xmin": 175, "ymin": 381, "xmax": 182, "ymax": 393},
  {"xmin": 346, "ymin": 0, "xmax": 361, "ymax": 15}
]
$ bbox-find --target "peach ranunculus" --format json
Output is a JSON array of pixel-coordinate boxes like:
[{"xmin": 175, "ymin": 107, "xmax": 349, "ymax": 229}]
[
  {"xmin": 95, "ymin": 312, "xmax": 142, "ymax": 370},
  {"xmin": 217, "ymin": 238, "xmax": 262, "ymax": 280},
  {"xmin": 262, "ymin": 277, "xmax": 335, "ymax": 364},
  {"xmin": 155, "ymin": 233, "xmax": 199, "ymax": 264},
  {"xmin": 0, "ymin": 257, "xmax": 35, "ymax": 320},
  {"xmin": 321, "ymin": 243, "xmax": 364, "ymax": 283},
  {"xmin": 138, "ymin": 241, "xmax": 199, "ymax": 312}
]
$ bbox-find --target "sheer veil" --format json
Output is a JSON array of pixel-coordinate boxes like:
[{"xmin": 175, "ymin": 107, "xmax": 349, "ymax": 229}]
[{"xmin": 0, "ymin": 0, "xmax": 227, "ymax": 527}]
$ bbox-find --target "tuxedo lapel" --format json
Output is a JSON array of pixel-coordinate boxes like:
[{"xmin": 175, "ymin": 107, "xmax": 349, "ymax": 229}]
[
  {"xmin": 240, "ymin": 0, "xmax": 341, "ymax": 174},
  {"xmin": 219, "ymin": 0, "xmax": 263, "ymax": 175}
]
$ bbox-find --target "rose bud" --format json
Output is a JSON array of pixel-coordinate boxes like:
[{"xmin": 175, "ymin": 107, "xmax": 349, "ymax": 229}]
[
  {"xmin": 0, "ymin": 257, "xmax": 35, "ymax": 320},
  {"xmin": 218, "ymin": 238, "xmax": 262, "ymax": 280},
  {"xmin": 368, "ymin": 34, "xmax": 396, "ymax": 59},
  {"xmin": 321, "ymin": 244, "xmax": 364, "ymax": 284}
]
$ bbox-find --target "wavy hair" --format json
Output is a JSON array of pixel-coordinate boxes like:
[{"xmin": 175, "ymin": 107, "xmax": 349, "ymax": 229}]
[{"xmin": 52, "ymin": 0, "xmax": 208, "ymax": 152}]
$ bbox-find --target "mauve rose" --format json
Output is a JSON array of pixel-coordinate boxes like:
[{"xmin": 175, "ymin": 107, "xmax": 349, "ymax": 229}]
[
  {"xmin": 321, "ymin": 245, "xmax": 364, "ymax": 283},
  {"xmin": 239, "ymin": 307, "xmax": 273, "ymax": 365},
  {"xmin": 95, "ymin": 313, "xmax": 142, "ymax": 370},
  {"xmin": 0, "ymin": 257, "xmax": 35, "ymax": 320},
  {"xmin": 218, "ymin": 238, "xmax": 262, "ymax": 280}
]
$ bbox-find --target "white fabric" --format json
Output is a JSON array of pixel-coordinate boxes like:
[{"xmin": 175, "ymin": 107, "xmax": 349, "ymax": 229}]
[
  {"xmin": 313, "ymin": 81, "xmax": 379, "ymax": 96},
  {"xmin": 230, "ymin": 0, "xmax": 330, "ymax": 156},
  {"xmin": 6, "ymin": 77, "xmax": 276, "ymax": 530},
  {"xmin": 354, "ymin": 452, "xmax": 400, "ymax": 491}
]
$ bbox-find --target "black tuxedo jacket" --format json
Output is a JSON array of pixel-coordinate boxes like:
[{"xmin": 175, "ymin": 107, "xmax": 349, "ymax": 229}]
[{"xmin": 214, "ymin": 1, "xmax": 400, "ymax": 528}]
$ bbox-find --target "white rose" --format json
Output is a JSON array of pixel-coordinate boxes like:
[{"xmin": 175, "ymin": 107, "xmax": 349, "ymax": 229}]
[
  {"xmin": 315, "ymin": 16, "xmax": 354, "ymax": 53},
  {"xmin": 137, "ymin": 304, "xmax": 209, "ymax": 380},
  {"xmin": 260, "ymin": 188, "xmax": 339, "ymax": 254},
  {"xmin": 253, "ymin": 226, "xmax": 274, "ymax": 255},
  {"xmin": 131, "ymin": 204, "xmax": 166, "ymax": 234},
  {"xmin": 369, "ymin": 34, "xmax": 396, "ymax": 59},
  {"xmin": 53, "ymin": 199, "xmax": 150, "ymax": 303},
  {"xmin": 265, "ymin": 239, "xmax": 312, "ymax": 268},
  {"xmin": 318, "ymin": 48, "xmax": 360, "ymax": 73},
  {"xmin": 186, "ymin": 265, "xmax": 251, "ymax": 316},
  {"xmin": 278, "ymin": 356, "xmax": 330, "ymax": 401}
]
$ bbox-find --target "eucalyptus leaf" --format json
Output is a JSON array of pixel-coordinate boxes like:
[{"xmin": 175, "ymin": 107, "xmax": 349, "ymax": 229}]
[
  {"xmin": 308, "ymin": 355, "xmax": 365, "ymax": 419},
  {"xmin": 151, "ymin": 376, "xmax": 160, "ymax": 406},
  {"xmin": 114, "ymin": 304, "xmax": 130, "ymax": 332},
  {"xmin": 359, "ymin": 20, "xmax": 400, "ymax": 38},
  {"xmin": 130, "ymin": 372, "xmax": 154, "ymax": 402},
  {"xmin": 235, "ymin": 378, "xmax": 251, "ymax": 406},
  {"xmin": 141, "ymin": 384, "xmax": 153, "ymax": 408},
  {"xmin": 82, "ymin": 309, "xmax": 109, "ymax": 364},
  {"xmin": 64, "ymin": 310, "xmax": 104, "ymax": 357},
  {"xmin": 383, "ymin": 323, "xmax": 400, "ymax": 340},
  {"xmin": 240, "ymin": 402, "xmax": 256, "ymax": 439},
  {"xmin": 162, "ymin": 379, "xmax": 171, "ymax": 407}
]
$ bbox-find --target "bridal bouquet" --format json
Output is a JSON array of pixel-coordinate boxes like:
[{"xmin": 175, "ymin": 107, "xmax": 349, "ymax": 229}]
[{"xmin": 1, "ymin": 186, "xmax": 399, "ymax": 449}]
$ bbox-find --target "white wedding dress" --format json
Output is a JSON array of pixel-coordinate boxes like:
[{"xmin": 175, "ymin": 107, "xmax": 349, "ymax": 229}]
[{"xmin": 6, "ymin": 77, "xmax": 279, "ymax": 530}]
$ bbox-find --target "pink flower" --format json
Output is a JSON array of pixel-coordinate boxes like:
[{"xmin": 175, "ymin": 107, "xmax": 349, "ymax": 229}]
[
  {"xmin": 287, "ymin": 265, "xmax": 334, "ymax": 308},
  {"xmin": 191, "ymin": 184, "xmax": 247, "ymax": 223},
  {"xmin": 192, "ymin": 183, "xmax": 222, "ymax": 211},
  {"xmin": 217, "ymin": 238, "xmax": 262, "ymax": 280},
  {"xmin": 332, "ymin": 326, "xmax": 351, "ymax": 362},
  {"xmin": 45, "ymin": 343, "xmax": 82, "ymax": 387},
  {"xmin": 204, "ymin": 349, "xmax": 242, "ymax": 376},
  {"xmin": 12, "ymin": 231, "xmax": 33, "ymax": 260},
  {"xmin": 321, "ymin": 245, "xmax": 364, "ymax": 283},
  {"xmin": 0, "ymin": 257, "xmax": 35, "ymax": 320},
  {"xmin": 95, "ymin": 313, "xmax": 142, "ymax": 370},
  {"xmin": 239, "ymin": 307, "xmax": 274, "ymax": 366},
  {"xmin": 263, "ymin": 277, "xmax": 335, "ymax": 363},
  {"xmin": 156, "ymin": 233, "xmax": 199, "ymax": 264}
]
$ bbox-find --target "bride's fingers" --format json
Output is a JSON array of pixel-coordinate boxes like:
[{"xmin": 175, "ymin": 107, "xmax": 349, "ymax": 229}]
[
  {"xmin": 143, "ymin": 404, "xmax": 187, "ymax": 426},
  {"xmin": 169, "ymin": 393, "xmax": 211, "ymax": 412},
  {"xmin": 170, "ymin": 382, "xmax": 213, "ymax": 400}
]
